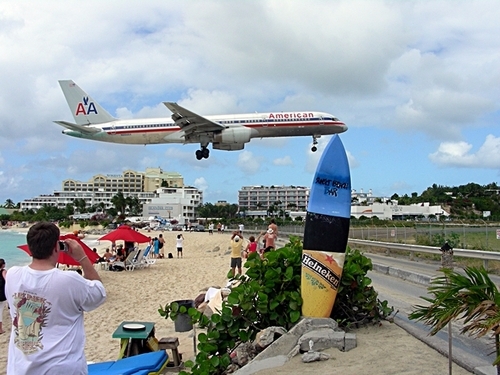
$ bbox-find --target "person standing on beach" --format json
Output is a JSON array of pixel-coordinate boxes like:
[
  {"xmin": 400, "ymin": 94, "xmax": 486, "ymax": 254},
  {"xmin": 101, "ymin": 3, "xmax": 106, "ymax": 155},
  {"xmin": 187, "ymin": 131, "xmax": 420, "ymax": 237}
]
[
  {"xmin": 158, "ymin": 234, "xmax": 165, "ymax": 259},
  {"xmin": 244, "ymin": 236, "xmax": 257, "ymax": 258},
  {"xmin": 176, "ymin": 234, "xmax": 184, "ymax": 258},
  {"xmin": 230, "ymin": 232, "xmax": 243, "ymax": 277},
  {"xmin": 0, "ymin": 258, "xmax": 6, "ymax": 335},
  {"xmin": 268, "ymin": 219, "xmax": 278, "ymax": 239},
  {"xmin": 263, "ymin": 228, "xmax": 276, "ymax": 253},
  {"xmin": 5, "ymin": 222, "xmax": 106, "ymax": 375},
  {"xmin": 153, "ymin": 237, "xmax": 160, "ymax": 258}
]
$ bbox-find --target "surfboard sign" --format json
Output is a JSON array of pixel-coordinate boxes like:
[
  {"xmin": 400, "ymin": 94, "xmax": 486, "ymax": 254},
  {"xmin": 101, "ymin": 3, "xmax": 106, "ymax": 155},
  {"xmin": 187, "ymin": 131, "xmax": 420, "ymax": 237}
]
[{"xmin": 301, "ymin": 135, "xmax": 351, "ymax": 318}]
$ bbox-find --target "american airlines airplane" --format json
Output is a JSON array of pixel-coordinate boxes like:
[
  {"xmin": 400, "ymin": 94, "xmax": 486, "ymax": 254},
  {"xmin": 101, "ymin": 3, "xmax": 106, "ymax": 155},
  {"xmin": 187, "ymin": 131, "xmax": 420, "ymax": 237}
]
[{"xmin": 55, "ymin": 80, "xmax": 347, "ymax": 160}]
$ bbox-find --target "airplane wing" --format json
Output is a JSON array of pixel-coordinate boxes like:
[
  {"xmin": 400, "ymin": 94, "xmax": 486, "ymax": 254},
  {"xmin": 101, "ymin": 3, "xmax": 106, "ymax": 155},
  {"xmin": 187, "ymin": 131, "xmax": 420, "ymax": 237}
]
[
  {"xmin": 53, "ymin": 121, "xmax": 101, "ymax": 134},
  {"xmin": 163, "ymin": 102, "xmax": 225, "ymax": 135}
]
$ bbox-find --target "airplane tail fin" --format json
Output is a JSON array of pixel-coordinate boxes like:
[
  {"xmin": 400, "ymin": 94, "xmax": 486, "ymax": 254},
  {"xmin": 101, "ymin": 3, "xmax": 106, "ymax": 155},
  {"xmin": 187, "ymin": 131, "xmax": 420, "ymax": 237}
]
[{"xmin": 58, "ymin": 80, "xmax": 117, "ymax": 125}]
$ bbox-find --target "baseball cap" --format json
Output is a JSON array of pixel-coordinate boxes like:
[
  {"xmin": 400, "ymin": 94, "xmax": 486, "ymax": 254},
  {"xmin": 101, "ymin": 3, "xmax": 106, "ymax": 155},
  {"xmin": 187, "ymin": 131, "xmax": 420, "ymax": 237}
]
[{"xmin": 234, "ymin": 235, "xmax": 240, "ymax": 242}]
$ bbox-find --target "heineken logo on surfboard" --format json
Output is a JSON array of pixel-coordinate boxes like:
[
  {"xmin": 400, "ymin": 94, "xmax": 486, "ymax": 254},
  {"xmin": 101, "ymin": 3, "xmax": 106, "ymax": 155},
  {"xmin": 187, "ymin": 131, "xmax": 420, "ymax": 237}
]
[{"xmin": 302, "ymin": 253, "xmax": 341, "ymax": 289}]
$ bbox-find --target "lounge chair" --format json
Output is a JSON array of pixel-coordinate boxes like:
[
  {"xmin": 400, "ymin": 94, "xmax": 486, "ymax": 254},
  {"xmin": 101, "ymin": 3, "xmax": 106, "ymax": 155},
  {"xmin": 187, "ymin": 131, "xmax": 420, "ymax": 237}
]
[
  {"xmin": 126, "ymin": 249, "xmax": 145, "ymax": 271},
  {"xmin": 88, "ymin": 350, "xmax": 169, "ymax": 375},
  {"xmin": 110, "ymin": 249, "xmax": 137, "ymax": 271},
  {"xmin": 141, "ymin": 245, "xmax": 156, "ymax": 267}
]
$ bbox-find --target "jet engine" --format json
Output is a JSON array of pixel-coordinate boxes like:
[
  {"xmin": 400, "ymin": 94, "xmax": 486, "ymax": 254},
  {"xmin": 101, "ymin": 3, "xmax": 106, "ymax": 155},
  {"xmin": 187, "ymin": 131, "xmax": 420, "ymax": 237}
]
[{"xmin": 213, "ymin": 127, "xmax": 252, "ymax": 145}]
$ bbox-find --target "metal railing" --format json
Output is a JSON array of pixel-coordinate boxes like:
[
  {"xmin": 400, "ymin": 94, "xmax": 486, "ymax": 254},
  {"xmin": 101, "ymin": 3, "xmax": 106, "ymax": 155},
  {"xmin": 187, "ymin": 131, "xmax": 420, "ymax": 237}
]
[
  {"xmin": 347, "ymin": 239, "xmax": 500, "ymax": 269},
  {"xmin": 241, "ymin": 226, "xmax": 499, "ymax": 269}
]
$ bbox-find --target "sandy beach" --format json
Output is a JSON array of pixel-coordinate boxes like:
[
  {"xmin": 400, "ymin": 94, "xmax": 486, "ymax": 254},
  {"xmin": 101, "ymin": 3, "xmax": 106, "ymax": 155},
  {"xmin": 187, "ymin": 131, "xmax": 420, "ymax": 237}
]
[{"xmin": 0, "ymin": 229, "xmax": 473, "ymax": 374}]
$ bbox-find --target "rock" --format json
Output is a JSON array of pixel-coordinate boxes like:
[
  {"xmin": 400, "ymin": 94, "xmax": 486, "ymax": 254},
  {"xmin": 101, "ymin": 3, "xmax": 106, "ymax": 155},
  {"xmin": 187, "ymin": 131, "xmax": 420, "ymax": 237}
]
[
  {"xmin": 297, "ymin": 329, "xmax": 345, "ymax": 352},
  {"xmin": 225, "ymin": 363, "xmax": 240, "ymax": 373},
  {"xmin": 232, "ymin": 342, "xmax": 257, "ymax": 367},
  {"xmin": 254, "ymin": 326, "xmax": 287, "ymax": 350},
  {"xmin": 301, "ymin": 351, "xmax": 330, "ymax": 363}
]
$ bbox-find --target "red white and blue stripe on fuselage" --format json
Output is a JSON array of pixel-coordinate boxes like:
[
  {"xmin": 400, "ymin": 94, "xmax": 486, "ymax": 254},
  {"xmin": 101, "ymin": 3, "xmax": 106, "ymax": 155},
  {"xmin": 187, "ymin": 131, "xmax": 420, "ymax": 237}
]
[{"xmin": 73, "ymin": 112, "xmax": 347, "ymax": 145}]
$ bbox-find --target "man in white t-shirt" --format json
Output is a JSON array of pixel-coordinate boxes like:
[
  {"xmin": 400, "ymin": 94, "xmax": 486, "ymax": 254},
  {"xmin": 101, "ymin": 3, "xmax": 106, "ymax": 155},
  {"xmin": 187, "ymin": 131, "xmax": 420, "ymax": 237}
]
[{"xmin": 5, "ymin": 222, "xmax": 106, "ymax": 375}]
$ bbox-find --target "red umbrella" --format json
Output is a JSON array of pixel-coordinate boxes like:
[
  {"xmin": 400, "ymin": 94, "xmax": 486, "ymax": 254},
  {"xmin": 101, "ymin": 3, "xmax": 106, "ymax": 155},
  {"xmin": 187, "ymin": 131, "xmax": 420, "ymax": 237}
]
[
  {"xmin": 18, "ymin": 233, "xmax": 100, "ymax": 266},
  {"xmin": 98, "ymin": 224, "xmax": 150, "ymax": 243}
]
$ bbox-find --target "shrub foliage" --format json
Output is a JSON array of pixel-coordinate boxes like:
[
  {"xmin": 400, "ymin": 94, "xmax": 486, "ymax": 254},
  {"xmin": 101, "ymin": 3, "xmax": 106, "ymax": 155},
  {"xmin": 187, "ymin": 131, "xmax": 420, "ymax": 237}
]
[{"xmin": 159, "ymin": 236, "xmax": 392, "ymax": 374}]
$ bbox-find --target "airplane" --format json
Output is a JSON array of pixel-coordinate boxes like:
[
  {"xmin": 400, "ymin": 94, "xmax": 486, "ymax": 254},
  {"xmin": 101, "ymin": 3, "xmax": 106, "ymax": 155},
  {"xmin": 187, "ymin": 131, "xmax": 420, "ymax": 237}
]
[{"xmin": 55, "ymin": 80, "xmax": 348, "ymax": 160}]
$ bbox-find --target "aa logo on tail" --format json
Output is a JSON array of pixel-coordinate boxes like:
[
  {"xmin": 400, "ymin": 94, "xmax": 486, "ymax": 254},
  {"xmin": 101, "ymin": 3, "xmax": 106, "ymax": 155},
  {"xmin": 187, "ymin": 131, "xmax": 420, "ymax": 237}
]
[{"xmin": 75, "ymin": 96, "xmax": 98, "ymax": 116}]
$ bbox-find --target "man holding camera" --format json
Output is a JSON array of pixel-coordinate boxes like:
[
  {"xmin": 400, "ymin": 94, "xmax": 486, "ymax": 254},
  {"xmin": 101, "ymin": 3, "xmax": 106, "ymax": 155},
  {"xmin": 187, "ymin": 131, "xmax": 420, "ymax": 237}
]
[{"xmin": 5, "ymin": 222, "xmax": 106, "ymax": 375}]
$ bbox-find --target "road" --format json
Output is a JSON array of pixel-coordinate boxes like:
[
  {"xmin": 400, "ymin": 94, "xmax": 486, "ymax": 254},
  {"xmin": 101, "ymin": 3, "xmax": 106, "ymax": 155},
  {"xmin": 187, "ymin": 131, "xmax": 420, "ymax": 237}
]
[{"xmin": 366, "ymin": 255, "xmax": 496, "ymax": 373}]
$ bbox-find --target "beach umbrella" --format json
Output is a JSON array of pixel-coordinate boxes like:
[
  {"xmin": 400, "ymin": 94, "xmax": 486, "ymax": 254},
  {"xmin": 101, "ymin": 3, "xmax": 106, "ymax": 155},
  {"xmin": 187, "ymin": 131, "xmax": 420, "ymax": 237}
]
[
  {"xmin": 18, "ymin": 233, "xmax": 100, "ymax": 266},
  {"xmin": 98, "ymin": 224, "xmax": 150, "ymax": 244}
]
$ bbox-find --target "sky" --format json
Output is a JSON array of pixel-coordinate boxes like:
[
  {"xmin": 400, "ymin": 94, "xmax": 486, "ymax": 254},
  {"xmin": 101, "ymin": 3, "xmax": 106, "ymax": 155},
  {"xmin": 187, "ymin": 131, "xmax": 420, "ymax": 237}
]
[{"xmin": 0, "ymin": 0, "xmax": 499, "ymax": 205}]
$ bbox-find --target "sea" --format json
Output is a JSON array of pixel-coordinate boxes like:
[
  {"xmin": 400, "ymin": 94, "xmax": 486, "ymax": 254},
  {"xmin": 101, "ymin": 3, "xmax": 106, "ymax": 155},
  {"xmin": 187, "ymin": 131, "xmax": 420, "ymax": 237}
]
[
  {"xmin": 0, "ymin": 230, "xmax": 31, "ymax": 267},
  {"xmin": 0, "ymin": 230, "xmax": 103, "ymax": 268}
]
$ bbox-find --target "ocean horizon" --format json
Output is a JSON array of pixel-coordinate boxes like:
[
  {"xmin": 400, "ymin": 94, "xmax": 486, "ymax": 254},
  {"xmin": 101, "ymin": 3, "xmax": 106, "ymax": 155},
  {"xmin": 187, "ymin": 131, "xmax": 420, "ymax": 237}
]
[
  {"xmin": 0, "ymin": 230, "xmax": 31, "ymax": 267},
  {"xmin": 0, "ymin": 230, "xmax": 102, "ymax": 268}
]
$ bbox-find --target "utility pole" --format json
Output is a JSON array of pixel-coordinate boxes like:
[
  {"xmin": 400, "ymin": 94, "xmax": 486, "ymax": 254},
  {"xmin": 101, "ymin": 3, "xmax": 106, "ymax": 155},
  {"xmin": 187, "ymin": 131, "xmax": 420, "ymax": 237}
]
[{"xmin": 440, "ymin": 241, "xmax": 454, "ymax": 375}]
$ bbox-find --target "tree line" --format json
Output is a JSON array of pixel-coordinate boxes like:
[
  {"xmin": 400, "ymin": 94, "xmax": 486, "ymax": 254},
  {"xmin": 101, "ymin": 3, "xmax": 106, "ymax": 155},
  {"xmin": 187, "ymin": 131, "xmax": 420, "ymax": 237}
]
[{"xmin": 1, "ymin": 181, "xmax": 499, "ymax": 224}]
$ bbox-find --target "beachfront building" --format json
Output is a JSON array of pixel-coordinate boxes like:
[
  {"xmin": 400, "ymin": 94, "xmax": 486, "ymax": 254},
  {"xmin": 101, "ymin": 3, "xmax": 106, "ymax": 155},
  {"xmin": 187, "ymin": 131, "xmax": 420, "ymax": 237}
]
[
  {"xmin": 19, "ymin": 169, "xmax": 202, "ymax": 221},
  {"xmin": 142, "ymin": 186, "xmax": 203, "ymax": 224},
  {"xmin": 60, "ymin": 168, "xmax": 184, "ymax": 194},
  {"xmin": 351, "ymin": 202, "xmax": 449, "ymax": 220},
  {"xmin": 238, "ymin": 185, "xmax": 310, "ymax": 212},
  {"xmin": 238, "ymin": 185, "xmax": 447, "ymax": 221}
]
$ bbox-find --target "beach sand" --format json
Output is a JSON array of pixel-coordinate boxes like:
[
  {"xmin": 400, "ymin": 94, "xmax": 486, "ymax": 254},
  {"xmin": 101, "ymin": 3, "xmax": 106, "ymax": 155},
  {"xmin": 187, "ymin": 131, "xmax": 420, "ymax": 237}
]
[{"xmin": 0, "ymin": 229, "xmax": 473, "ymax": 374}]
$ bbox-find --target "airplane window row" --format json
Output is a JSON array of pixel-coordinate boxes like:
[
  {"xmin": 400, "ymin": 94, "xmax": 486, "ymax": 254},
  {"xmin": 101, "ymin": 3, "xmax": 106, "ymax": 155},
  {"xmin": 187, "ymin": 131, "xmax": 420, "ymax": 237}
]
[{"xmin": 105, "ymin": 116, "xmax": 340, "ymax": 131}]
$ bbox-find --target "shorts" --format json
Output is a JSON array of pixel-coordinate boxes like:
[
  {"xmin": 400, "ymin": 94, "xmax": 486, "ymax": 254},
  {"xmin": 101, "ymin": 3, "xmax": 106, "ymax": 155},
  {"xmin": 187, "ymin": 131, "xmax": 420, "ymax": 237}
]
[
  {"xmin": 230, "ymin": 257, "xmax": 242, "ymax": 268},
  {"xmin": 177, "ymin": 247, "xmax": 183, "ymax": 253}
]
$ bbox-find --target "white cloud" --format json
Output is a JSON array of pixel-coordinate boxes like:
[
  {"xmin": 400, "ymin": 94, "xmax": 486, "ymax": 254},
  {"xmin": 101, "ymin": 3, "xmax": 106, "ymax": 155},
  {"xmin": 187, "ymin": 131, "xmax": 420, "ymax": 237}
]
[
  {"xmin": 1, "ymin": 1, "xmax": 500, "ymax": 203},
  {"xmin": 272, "ymin": 156, "xmax": 293, "ymax": 166},
  {"xmin": 429, "ymin": 135, "xmax": 500, "ymax": 168},
  {"xmin": 237, "ymin": 151, "xmax": 262, "ymax": 174},
  {"xmin": 193, "ymin": 177, "xmax": 208, "ymax": 192}
]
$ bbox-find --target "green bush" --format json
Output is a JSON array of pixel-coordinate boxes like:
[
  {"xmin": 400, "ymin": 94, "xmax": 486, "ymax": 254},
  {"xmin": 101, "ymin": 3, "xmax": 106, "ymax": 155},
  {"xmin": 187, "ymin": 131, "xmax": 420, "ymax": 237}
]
[
  {"xmin": 159, "ymin": 237, "xmax": 392, "ymax": 374},
  {"xmin": 331, "ymin": 247, "xmax": 393, "ymax": 328}
]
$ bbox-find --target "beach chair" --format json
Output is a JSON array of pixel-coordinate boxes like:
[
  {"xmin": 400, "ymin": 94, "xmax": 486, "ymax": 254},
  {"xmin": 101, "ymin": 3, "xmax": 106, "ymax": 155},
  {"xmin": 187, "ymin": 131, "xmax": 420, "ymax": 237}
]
[
  {"xmin": 88, "ymin": 350, "xmax": 169, "ymax": 375},
  {"xmin": 111, "ymin": 249, "xmax": 137, "ymax": 271},
  {"xmin": 126, "ymin": 249, "xmax": 145, "ymax": 271},
  {"xmin": 141, "ymin": 245, "xmax": 156, "ymax": 267}
]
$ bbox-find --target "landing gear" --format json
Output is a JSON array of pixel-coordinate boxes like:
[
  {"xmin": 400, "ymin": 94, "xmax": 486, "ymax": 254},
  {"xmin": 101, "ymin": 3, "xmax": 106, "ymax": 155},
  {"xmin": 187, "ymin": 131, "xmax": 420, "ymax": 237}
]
[
  {"xmin": 311, "ymin": 135, "xmax": 319, "ymax": 152},
  {"xmin": 195, "ymin": 146, "xmax": 210, "ymax": 160}
]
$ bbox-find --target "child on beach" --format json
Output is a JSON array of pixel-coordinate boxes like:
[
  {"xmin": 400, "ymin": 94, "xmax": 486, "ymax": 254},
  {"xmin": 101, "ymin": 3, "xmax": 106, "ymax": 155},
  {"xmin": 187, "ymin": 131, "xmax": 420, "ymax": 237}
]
[{"xmin": 244, "ymin": 236, "xmax": 257, "ymax": 258}]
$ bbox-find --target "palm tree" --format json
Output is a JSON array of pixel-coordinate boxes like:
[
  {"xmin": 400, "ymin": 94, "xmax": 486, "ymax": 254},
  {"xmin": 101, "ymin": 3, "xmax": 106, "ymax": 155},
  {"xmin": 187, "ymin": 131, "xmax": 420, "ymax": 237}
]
[
  {"xmin": 409, "ymin": 267, "xmax": 500, "ymax": 374},
  {"xmin": 4, "ymin": 199, "xmax": 15, "ymax": 208},
  {"xmin": 111, "ymin": 192, "xmax": 127, "ymax": 215}
]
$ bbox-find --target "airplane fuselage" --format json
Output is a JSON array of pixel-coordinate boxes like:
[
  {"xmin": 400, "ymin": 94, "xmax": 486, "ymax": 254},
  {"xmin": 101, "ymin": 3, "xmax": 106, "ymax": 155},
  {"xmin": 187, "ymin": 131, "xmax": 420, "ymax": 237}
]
[{"xmin": 62, "ymin": 111, "xmax": 347, "ymax": 146}]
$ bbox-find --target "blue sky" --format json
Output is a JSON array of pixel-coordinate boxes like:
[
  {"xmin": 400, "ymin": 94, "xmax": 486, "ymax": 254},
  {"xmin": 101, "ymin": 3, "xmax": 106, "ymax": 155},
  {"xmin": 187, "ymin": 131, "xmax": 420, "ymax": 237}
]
[{"xmin": 0, "ymin": 0, "xmax": 499, "ymax": 205}]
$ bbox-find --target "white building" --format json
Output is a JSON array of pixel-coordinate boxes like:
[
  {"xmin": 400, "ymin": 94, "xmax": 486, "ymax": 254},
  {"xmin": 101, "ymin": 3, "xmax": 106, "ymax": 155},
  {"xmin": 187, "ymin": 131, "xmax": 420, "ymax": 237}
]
[
  {"xmin": 19, "ymin": 169, "xmax": 202, "ymax": 222},
  {"xmin": 350, "ymin": 202, "xmax": 449, "ymax": 220},
  {"xmin": 239, "ymin": 186, "xmax": 447, "ymax": 221},
  {"xmin": 142, "ymin": 187, "xmax": 203, "ymax": 224},
  {"xmin": 238, "ymin": 185, "xmax": 310, "ymax": 211}
]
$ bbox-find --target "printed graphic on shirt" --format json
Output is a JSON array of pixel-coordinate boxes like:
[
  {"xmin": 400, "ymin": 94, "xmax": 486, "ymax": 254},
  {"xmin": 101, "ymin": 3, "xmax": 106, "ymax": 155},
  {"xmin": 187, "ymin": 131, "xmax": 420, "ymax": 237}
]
[{"xmin": 12, "ymin": 292, "xmax": 52, "ymax": 354}]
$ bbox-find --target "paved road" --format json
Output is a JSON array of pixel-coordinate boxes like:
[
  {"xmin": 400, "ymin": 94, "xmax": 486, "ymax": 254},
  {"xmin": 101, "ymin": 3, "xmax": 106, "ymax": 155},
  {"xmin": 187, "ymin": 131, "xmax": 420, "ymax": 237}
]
[{"xmin": 366, "ymin": 252, "xmax": 499, "ymax": 375}]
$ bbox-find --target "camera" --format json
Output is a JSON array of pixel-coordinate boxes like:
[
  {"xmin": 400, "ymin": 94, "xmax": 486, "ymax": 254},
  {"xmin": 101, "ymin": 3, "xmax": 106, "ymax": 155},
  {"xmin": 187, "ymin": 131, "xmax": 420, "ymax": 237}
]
[{"xmin": 58, "ymin": 241, "xmax": 68, "ymax": 252}]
